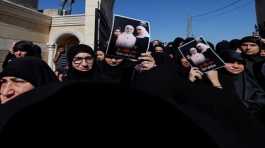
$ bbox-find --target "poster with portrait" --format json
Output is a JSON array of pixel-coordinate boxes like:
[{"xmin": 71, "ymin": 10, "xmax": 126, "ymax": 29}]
[
  {"xmin": 178, "ymin": 37, "xmax": 225, "ymax": 73},
  {"xmin": 106, "ymin": 15, "xmax": 151, "ymax": 60}
]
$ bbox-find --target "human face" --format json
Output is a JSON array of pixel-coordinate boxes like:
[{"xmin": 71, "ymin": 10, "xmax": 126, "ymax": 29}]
[
  {"xmin": 180, "ymin": 58, "xmax": 190, "ymax": 68},
  {"xmin": 96, "ymin": 50, "xmax": 105, "ymax": 61},
  {"xmin": 225, "ymin": 62, "xmax": 245, "ymax": 75},
  {"xmin": 189, "ymin": 48, "xmax": 198, "ymax": 55},
  {"xmin": 0, "ymin": 76, "xmax": 34, "ymax": 104},
  {"xmin": 136, "ymin": 27, "xmax": 143, "ymax": 35},
  {"xmin": 240, "ymin": 42, "xmax": 260, "ymax": 55},
  {"xmin": 196, "ymin": 43, "xmax": 209, "ymax": 51},
  {"xmin": 105, "ymin": 57, "xmax": 123, "ymax": 66},
  {"xmin": 14, "ymin": 50, "xmax": 27, "ymax": 58},
  {"xmin": 155, "ymin": 46, "xmax": 164, "ymax": 53},
  {"xmin": 72, "ymin": 52, "xmax": 94, "ymax": 72},
  {"xmin": 114, "ymin": 29, "xmax": 121, "ymax": 37},
  {"xmin": 125, "ymin": 25, "xmax": 134, "ymax": 34}
]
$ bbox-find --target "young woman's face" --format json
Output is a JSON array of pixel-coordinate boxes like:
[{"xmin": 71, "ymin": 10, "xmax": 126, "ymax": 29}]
[
  {"xmin": 225, "ymin": 62, "xmax": 245, "ymax": 75},
  {"xmin": 96, "ymin": 50, "xmax": 105, "ymax": 61},
  {"xmin": 105, "ymin": 57, "xmax": 123, "ymax": 66},
  {"xmin": 180, "ymin": 58, "xmax": 190, "ymax": 68},
  {"xmin": 14, "ymin": 50, "xmax": 27, "ymax": 58},
  {"xmin": 155, "ymin": 46, "xmax": 164, "ymax": 53},
  {"xmin": 72, "ymin": 52, "xmax": 94, "ymax": 72},
  {"xmin": 0, "ymin": 76, "xmax": 34, "ymax": 104}
]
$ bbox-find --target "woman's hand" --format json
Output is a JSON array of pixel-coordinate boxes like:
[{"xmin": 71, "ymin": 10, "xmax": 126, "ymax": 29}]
[
  {"xmin": 135, "ymin": 52, "xmax": 157, "ymax": 71},
  {"xmin": 189, "ymin": 67, "xmax": 203, "ymax": 82}
]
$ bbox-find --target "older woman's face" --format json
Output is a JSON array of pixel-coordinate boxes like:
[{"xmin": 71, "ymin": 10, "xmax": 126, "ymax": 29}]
[
  {"xmin": 72, "ymin": 52, "xmax": 94, "ymax": 72},
  {"xmin": 0, "ymin": 76, "xmax": 34, "ymax": 104}
]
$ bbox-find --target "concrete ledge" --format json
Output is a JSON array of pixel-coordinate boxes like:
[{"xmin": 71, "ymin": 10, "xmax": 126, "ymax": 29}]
[
  {"xmin": 0, "ymin": 0, "xmax": 51, "ymax": 33},
  {"xmin": 52, "ymin": 15, "xmax": 85, "ymax": 27}
]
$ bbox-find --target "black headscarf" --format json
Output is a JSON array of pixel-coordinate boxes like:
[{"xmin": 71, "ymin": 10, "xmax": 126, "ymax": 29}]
[
  {"xmin": 0, "ymin": 57, "xmax": 58, "ymax": 87},
  {"xmin": 12, "ymin": 40, "xmax": 35, "ymax": 56},
  {"xmin": 0, "ymin": 57, "xmax": 59, "ymax": 133},
  {"xmin": 0, "ymin": 81, "xmax": 219, "ymax": 147},
  {"xmin": 66, "ymin": 44, "xmax": 98, "ymax": 81},
  {"xmin": 216, "ymin": 40, "xmax": 245, "ymax": 64},
  {"xmin": 97, "ymin": 59, "xmax": 134, "ymax": 83},
  {"xmin": 2, "ymin": 41, "xmax": 42, "ymax": 69}
]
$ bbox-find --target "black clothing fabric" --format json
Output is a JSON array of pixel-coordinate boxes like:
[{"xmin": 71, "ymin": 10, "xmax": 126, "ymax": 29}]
[
  {"xmin": 97, "ymin": 59, "xmax": 134, "ymax": 84},
  {"xmin": 135, "ymin": 37, "xmax": 149, "ymax": 53},
  {"xmin": 1, "ymin": 52, "xmax": 15, "ymax": 69},
  {"xmin": 0, "ymin": 57, "xmax": 59, "ymax": 130},
  {"xmin": 0, "ymin": 57, "xmax": 58, "ymax": 87},
  {"xmin": 65, "ymin": 66, "xmax": 99, "ymax": 81},
  {"xmin": 130, "ymin": 61, "xmax": 188, "ymax": 99},
  {"xmin": 0, "ymin": 81, "xmax": 218, "ymax": 147},
  {"xmin": 0, "ymin": 83, "xmax": 61, "ymax": 132},
  {"xmin": 130, "ymin": 62, "xmax": 265, "ymax": 148},
  {"xmin": 235, "ymin": 55, "xmax": 265, "ymax": 112},
  {"xmin": 174, "ymin": 70, "xmax": 265, "ymax": 148},
  {"xmin": 253, "ymin": 60, "xmax": 265, "ymax": 91},
  {"xmin": 152, "ymin": 52, "xmax": 173, "ymax": 66}
]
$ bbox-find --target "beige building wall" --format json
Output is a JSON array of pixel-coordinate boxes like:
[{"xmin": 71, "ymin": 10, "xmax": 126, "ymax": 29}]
[
  {"xmin": 4, "ymin": 0, "xmax": 38, "ymax": 9},
  {"xmin": 0, "ymin": 0, "xmax": 51, "ymax": 70},
  {"xmin": 0, "ymin": 0, "xmax": 115, "ymax": 70}
]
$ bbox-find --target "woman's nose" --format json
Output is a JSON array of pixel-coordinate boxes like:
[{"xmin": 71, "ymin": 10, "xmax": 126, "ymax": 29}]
[{"xmin": 1, "ymin": 83, "xmax": 15, "ymax": 98}]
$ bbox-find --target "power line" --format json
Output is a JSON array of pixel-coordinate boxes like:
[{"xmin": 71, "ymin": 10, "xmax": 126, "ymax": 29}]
[
  {"xmin": 192, "ymin": 0, "xmax": 244, "ymax": 18},
  {"xmin": 193, "ymin": 0, "xmax": 252, "ymax": 21}
]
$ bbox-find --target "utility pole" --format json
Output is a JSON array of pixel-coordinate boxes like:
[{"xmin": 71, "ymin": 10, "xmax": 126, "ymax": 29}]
[{"xmin": 187, "ymin": 16, "xmax": 193, "ymax": 38}]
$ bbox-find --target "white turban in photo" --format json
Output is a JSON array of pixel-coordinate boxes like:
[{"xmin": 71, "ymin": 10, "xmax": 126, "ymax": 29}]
[
  {"xmin": 189, "ymin": 47, "xmax": 206, "ymax": 65},
  {"xmin": 115, "ymin": 25, "xmax": 136, "ymax": 48}
]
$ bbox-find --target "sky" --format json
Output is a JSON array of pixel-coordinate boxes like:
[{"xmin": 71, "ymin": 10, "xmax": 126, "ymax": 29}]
[{"xmin": 39, "ymin": 0, "xmax": 257, "ymax": 44}]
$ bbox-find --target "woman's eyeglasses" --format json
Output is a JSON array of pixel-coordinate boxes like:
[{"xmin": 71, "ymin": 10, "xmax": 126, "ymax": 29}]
[{"xmin": 73, "ymin": 56, "xmax": 93, "ymax": 64}]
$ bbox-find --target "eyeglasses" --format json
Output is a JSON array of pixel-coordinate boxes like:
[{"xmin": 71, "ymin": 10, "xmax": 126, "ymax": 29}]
[{"xmin": 73, "ymin": 56, "xmax": 93, "ymax": 64}]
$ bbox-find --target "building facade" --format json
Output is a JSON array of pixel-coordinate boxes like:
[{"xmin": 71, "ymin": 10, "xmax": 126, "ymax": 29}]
[{"xmin": 0, "ymin": 0, "xmax": 115, "ymax": 70}]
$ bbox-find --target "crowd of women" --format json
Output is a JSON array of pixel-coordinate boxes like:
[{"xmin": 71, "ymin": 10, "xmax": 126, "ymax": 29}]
[{"xmin": 0, "ymin": 35, "xmax": 265, "ymax": 147}]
